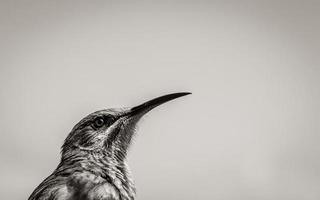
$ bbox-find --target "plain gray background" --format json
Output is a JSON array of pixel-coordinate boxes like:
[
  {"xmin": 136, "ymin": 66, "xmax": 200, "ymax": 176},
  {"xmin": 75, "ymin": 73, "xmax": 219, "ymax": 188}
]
[{"xmin": 0, "ymin": 1, "xmax": 319, "ymax": 199}]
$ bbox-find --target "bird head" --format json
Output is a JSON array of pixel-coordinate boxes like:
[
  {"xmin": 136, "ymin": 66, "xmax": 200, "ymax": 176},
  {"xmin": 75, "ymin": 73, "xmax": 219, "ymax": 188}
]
[{"xmin": 61, "ymin": 92, "xmax": 191, "ymax": 162}]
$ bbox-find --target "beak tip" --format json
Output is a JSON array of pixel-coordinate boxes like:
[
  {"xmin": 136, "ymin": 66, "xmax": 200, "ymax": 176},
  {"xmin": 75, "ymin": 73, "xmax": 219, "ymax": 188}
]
[
  {"xmin": 172, "ymin": 92, "xmax": 192, "ymax": 98},
  {"xmin": 182, "ymin": 92, "xmax": 192, "ymax": 95}
]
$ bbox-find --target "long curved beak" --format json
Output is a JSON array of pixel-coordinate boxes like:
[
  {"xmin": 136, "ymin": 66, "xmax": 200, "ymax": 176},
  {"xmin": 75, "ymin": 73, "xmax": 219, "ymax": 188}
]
[{"xmin": 125, "ymin": 92, "xmax": 191, "ymax": 117}]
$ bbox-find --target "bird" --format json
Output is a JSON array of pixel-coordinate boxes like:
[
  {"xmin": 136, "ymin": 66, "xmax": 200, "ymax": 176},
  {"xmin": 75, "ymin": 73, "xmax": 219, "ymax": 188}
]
[{"xmin": 28, "ymin": 92, "xmax": 191, "ymax": 200}]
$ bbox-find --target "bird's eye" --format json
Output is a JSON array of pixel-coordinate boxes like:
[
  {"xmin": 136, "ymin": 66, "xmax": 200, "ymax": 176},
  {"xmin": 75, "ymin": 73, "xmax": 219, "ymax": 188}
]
[{"xmin": 93, "ymin": 117, "xmax": 105, "ymax": 129}]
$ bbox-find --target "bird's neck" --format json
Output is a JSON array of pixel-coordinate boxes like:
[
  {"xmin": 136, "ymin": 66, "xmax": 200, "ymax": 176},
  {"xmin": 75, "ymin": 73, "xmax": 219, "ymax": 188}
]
[{"xmin": 59, "ymin": 151, "xmax": 136, "ymax": 200}]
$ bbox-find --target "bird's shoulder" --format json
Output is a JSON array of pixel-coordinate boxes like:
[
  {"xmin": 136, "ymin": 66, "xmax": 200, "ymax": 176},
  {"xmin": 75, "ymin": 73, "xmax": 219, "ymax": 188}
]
[
  {"xmin": 28, "ymin": 172, "xmax": 69, "ymax": 200},
  {"xmin": 29, "ymin": 171, "xmax": 119, "ymax": 200}
]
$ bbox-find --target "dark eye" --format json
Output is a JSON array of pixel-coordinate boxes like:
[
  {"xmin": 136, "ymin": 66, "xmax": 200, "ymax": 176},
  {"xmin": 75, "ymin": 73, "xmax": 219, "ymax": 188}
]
[{"xmin": 93, "ymin": 117, "xmax": 105, "ymax": 129}]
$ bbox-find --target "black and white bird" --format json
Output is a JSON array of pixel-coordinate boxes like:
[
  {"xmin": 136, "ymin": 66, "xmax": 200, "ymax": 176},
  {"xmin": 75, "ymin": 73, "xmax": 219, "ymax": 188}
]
[{"xmin": 28, "ymin": 92, "xmax": 191, "ymax": 200}]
